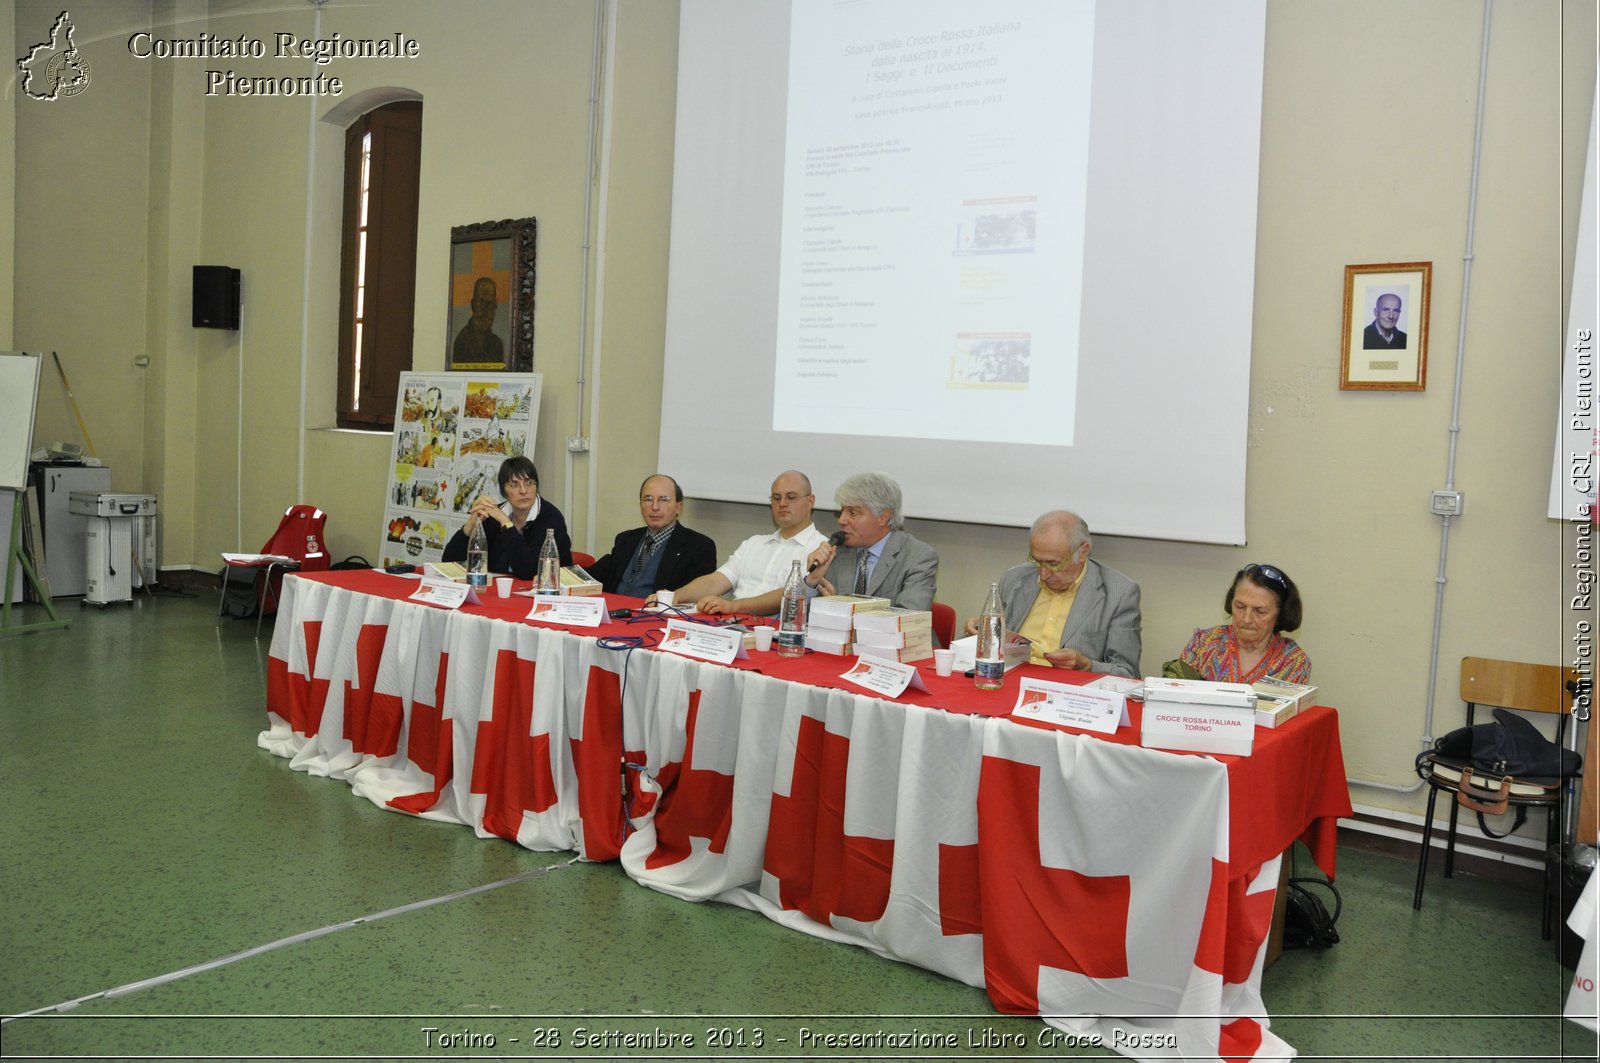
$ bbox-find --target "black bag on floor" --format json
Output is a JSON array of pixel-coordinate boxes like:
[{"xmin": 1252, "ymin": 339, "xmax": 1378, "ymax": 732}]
[{"xmin": 219, "ymin": 567, "xmax": 260, "ymax": 618}]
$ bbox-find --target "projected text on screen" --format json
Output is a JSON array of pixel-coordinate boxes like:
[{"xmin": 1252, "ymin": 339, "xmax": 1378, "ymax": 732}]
[{"xmin": 773, "ymin": 0, "xmax": 1094, "ymax": 445}]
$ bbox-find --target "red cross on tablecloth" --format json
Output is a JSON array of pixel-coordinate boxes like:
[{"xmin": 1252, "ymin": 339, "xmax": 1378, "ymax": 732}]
[
  {"xmin": 470, "ymin": 649, "xmax": 557, "ymax": 841},
  {"xmin": 569, "ymin": 666, "xmax": 627, "ymax": 860},
  {"xmin": 343, "ymin": 624, "xmax": 395, "ymax": 756},
  {"xmin": 267, "ymin": 619, "xmax": 328, "ymax": 736},
  {"xmin": 644, "ymin": 691, "xmax": 735, "ymax": 870},
  {"xmin": 937, "ymin": 754, "xmax": 1132, "ymax": 1013},
  {"xmin": 387, "ymin": 652, "xmax": 453, "ymax": 816},
  {"xmin": 765, "ymin": 714, "xmax": 894, "ymax": 926}
]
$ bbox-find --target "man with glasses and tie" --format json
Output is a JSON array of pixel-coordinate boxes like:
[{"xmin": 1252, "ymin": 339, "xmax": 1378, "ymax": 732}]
[
  {"xmin": 649, "ymin": 470, "xmax": 828, "ymax": 616},
  {"xmin": 583, "ymin": 474, "xmax": 717, "ymax": 598},
  {"xmin": 966, "ymin": 510, "xmax": 1142, "ymax": 677},
  {"xmin": 799, "ymin": 472, "xmax": 938, "ymax": 612}
]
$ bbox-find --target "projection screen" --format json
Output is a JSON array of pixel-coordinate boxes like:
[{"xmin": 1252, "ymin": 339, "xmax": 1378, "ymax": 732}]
[{"xmin": 659, "ymin": 0, "xmax": 1267, "ymax": 543}]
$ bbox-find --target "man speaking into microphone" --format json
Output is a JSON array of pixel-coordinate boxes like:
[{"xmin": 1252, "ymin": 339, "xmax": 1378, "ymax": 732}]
[{"xmin": 801, "ymin": 472, "xmax": 939, "ymax": 612}]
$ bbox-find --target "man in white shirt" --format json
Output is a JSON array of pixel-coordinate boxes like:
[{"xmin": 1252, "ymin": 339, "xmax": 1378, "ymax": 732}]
[{"xmin": 651, "ymin": 469, "xmax": 827, "ymax": 616}]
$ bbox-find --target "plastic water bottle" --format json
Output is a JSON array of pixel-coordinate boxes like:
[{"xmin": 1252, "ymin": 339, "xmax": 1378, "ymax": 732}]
[
  {"xmin": 775, "ymin": 560, "xmax": 807, "ymax": 657},
  {"xmin": 466, "ymin": 521, "xmax": 489, "ymax": 592},
  {"xmin": 974, "ymin": 581, "xmax": 1005, "ymax": 690},
  {"xmin": 535, "ymin": 528, "xmax": 562, "ymax": 595}
]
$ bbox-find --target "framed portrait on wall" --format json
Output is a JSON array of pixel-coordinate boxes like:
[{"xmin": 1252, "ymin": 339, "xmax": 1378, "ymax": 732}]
[
  {"xmin": 447, "ymin": 217, "xmax": 536, "ymax": 373},
  {"xmin": 1340, "ymin": 261, "xmax": 1431, "ymax": 391}
]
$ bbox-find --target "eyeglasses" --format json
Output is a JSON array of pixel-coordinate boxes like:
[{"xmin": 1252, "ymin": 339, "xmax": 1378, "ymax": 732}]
[
  {"xmin": 1028, "ymin": 551, "xmax": 1078, "ymax": 573},
  {"xmin": 640, "ymin": 495, "xmax": 676, "ymax": 506},
  {"xmin": 1243, "ymin": 563, "xmax": 1289, "ymax": 594},
  {"xmin": 769, "ymin": 493, "xmax": 808, "ymax": 505},
  {"xmin": 504, "ymin": 478, "xmax": 537, "ymax": 491}
]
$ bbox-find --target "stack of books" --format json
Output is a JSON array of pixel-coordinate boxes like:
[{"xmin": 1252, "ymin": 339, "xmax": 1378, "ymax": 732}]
[
  {"xmin": 852, "ymin": 606, "xmax": 936, "ymax": 663},
  {"xmin": 803, "ymin": 597, "xmax": 935, "ymax": 663},
  {"xmin": 804, "ymin": 594, "xmax": 890, "ymax": 655},
  {"xmin": 1250, "ymin": 677, "xmax": 1318, "ymax": 728}
]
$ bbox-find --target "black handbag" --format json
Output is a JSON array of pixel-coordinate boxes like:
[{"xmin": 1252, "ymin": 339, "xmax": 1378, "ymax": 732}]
[{"xmin": 1415, "ymin": 708, "xmax": 1582, "ymax": 836}]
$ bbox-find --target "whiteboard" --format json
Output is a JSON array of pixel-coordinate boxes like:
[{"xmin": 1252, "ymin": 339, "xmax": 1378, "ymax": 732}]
[{"xmin": 0, "ymin": 353, "xmax": 42, "ymax": 491}]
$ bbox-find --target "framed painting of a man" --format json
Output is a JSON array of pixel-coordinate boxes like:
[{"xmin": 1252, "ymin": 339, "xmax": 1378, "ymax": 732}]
[
  {"xmin": 447, "ymin": 217, "xmax": 536, "ymax": 372},
  {"xmin": 1340, "ymin": 261, "xmax": 1430, "ymax": 391}
]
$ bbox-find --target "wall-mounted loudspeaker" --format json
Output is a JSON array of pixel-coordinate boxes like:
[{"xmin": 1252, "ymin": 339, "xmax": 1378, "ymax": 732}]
[{"xmin": 192, "ymin": 265, "xmax": 241, "ymax": 330}]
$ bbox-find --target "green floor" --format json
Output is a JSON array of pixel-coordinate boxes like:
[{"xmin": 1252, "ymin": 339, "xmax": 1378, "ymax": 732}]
[{"xmin": 0, "ymin": 590, "xmax": 1593, "ymax": 1062}]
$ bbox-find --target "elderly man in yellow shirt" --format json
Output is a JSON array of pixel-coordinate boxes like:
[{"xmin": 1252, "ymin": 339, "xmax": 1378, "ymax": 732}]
[{"xmin": 967, "ymin": 510, "xmax": 1143, "ymax": 677}]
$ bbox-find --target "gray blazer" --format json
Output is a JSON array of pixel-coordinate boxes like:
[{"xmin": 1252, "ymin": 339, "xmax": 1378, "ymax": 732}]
[
  {"xmin": 996, "ymin": 558, "xmax": 1142, "ymax": 677},
  {"xmin": 823, "ymin": 530, "xmax": 939, "ymax": 612}
]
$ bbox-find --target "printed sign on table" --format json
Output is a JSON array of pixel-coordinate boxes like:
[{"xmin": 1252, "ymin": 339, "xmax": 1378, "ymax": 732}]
[
  {"xmin": 524, "ymin": 595, "xmax": 609, "ymax": 628},
  {"xmin": 839, "ymin": 655, "xmax": 928, "ymax": 699},
  {"xmin": 657, "ymin": 618, "xmax": 747, "ymax": 665},
  {"xmin": 1011, "ymin": 677, "xmax": 1128, "ymax": 734},
  {"xmin": 407, "ymin": 577, "xmax": 481, "ymax": 610}
]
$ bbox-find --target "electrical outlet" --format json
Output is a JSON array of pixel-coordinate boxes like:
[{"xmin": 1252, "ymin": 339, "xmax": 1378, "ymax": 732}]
[
  {"xmin": 566, "ymin": 436, "xmax": 590, "ymax": 453},
  {"xmin": 1429, "ymin": 490, "xmax": 1464, "ymax": 517}
]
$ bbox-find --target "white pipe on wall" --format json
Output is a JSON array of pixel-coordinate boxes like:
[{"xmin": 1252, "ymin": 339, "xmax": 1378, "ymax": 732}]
[
  {"xmin": 295, "ymin": 0, "xmax": 325, "ymax": 505},
  {"xmin": 564, "ymin": 0, "xmax": 606, "ymax": 544},
  {"xmin": 1349, "ymin": 0, "xmax": 1494, "ymax": 795},
  {"xmin": 586, "ymin": 0, "xmax": 620, "ymax": 553}
]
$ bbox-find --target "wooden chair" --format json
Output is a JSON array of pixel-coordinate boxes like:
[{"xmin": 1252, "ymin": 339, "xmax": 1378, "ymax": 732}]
[{"xmin": 1412, "ymin": 656, "xmax": 1581, "ymax": 938}]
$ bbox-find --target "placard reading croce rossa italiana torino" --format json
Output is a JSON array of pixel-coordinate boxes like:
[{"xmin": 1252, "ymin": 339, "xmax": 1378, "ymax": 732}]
[{"xmin": 378, "ymin": 372, "xmax": 542, "ymax": 571}]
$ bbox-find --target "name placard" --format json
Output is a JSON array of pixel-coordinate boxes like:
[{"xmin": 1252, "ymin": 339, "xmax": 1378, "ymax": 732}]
[
  {"xmin": 408, "ymin": 577, "xmax": 481, "ymax": 610},
  {"xmin": 839, "ymin": 655, "xmax": 928, "ymax": 699},
  {"xmin": 657, "ymin": 618, "xmax": 747, "ymax": 665},
  {"xmin": 1011, "ymin": 678, "xmax": 1128, "ymax": 734},
  {"xmin": 524, "ymin": 595, "xmax": 609, "ymax": 628}
]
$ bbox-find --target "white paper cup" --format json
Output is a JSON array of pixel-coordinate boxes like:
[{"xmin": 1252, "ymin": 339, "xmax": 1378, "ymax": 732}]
[
  {"xmin": 933, "ymin": 648, "xmax": 955, "ymax": 676},
  {"xmin": 653, "ymin": 589, "xmax": 674, "ymax": 608},
  {"xmin": 753, "ymin": 626, "xmax": 775, "ymax": 651},
  {"xmin": 495, "ymin": 576, "xmax": 512, "ymax": 598}
]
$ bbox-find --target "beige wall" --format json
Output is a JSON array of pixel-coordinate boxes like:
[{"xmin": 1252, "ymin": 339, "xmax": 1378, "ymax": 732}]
[{"xmin": 9, "ymin": 0, "xmax": 1595, "ymax": 821}]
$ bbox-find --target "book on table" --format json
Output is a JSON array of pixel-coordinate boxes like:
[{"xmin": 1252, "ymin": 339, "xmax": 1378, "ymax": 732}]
[
  {"xmin": 805, "ymin": 631, "xmax": 853, "ymax": 655},
  {"xmin": 1250, "ymin": 678, "xmax": 1318, "ymax": 728},
  {"xmin": 809, "ymin": 594, "xmax": 892, "ymax": 621},
  {"xmin": 805, "ymin": 611, "xmax": 856, "ymax": 639},
  {"xmin": 559, "ymin": 565, "xmax": 602, "ymax": 595},
  {"xmin": 858, "ymin": 643, "xmax": 934, "ymax": 664},
  {"xmin": 851, "ymin": 607, "xmax": 933, "ymax": 633}
]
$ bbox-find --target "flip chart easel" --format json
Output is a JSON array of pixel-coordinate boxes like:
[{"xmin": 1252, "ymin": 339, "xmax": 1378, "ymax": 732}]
[{"xmin": 1, "ymin": 352, "xmax": 70, "ymax": 636}]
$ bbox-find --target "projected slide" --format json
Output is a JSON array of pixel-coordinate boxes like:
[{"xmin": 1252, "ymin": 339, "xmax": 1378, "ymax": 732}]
[
  {"xmin": 773, "ymin": 0, "xmax": 1094, "ymax": 444},
  {"xmin": 662, "ymin": 0, "xmax": 1265, "ymax": 542}
]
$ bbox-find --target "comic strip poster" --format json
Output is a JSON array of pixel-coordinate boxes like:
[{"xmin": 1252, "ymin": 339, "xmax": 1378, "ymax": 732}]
[{"xmin": 379, "ymin": 372, "xmax": 542, "ymax": 570}]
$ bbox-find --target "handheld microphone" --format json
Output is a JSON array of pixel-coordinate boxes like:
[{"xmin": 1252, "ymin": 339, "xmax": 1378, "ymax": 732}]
[{"xmin": 807, "ymin": 531, "xmax": 847, "ymax": 573}]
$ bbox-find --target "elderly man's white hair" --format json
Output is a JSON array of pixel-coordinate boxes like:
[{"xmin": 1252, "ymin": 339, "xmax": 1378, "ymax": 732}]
[{"xmin": 835, "ymin": 472, "xmax": 904, "ymax": 530}]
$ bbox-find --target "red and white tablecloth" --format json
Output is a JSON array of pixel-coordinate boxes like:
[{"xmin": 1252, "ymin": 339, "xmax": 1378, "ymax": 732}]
[{"xmin": 261, "ymin": 571, "xmax": 1352, "ymax": 1062}]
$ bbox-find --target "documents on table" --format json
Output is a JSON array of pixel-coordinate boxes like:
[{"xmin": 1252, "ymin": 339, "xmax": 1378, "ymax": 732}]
[
  {"xmin": 221, "ymin": 552, "xmax": 294, "ymax": 564},
  {"xmin": 839, "ymin": 655, "xmax": 928, "ymax": 699},
  {"xmin": 524, "ymin": 595, "xmax": 608, "ymax": 627},
  {"xmin": 657, "ymin": 618, "xmax": 748, "ymax": 665},
  {"xmin": 1011, "ymin": 677, "xmax": 1128, "ymax": 734}
]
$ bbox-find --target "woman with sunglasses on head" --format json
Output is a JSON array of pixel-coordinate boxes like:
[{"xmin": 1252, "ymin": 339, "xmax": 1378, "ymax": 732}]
[
  {"xmin": 441, "ymin": 456, "xmax": 572, "ymax": 580},
  {"xmin": 1177, "ymin": 563, "xmax": 1310, "ymax": 683}
]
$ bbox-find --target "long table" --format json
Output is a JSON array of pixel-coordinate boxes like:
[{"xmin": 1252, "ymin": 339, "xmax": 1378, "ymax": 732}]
[{"xmin": 261, "ymin": 571, "xmax": 1352, "ymax": 1062}]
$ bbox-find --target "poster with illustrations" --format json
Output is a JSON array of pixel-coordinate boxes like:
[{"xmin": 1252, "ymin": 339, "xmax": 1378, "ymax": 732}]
[{"xmin": 379, "ymin": 372, "xmax": 542, "ymax": 570}]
